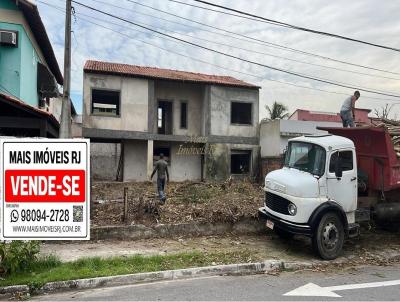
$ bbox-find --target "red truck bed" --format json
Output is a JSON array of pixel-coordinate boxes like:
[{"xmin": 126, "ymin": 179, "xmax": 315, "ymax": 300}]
[{"xmin": 318, "ymin": 126, "xmax": 400, "ymax": 192}]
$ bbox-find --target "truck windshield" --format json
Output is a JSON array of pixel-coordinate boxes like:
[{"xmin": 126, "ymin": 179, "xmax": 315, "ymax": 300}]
[{"xmin": 284, "ymin": 142, "xmax": 326, "ymax": 176}]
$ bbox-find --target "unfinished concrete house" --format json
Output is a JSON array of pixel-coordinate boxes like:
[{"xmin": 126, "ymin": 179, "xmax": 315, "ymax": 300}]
[{"xmin": 82, "ymin": 60, "xmax": 260, "ymax": 181}]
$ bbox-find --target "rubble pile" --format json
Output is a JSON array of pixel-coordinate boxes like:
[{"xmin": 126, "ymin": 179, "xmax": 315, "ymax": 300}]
[
  {"xmin": 371, "ymin": 118, "xmax": 400, "ymax": 157},
  {"xmin": 91, "ymin": 180, "xmax": 263, "ymax": 227}
]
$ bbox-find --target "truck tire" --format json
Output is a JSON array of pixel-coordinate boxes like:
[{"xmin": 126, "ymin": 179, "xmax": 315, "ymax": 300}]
[
  {"xmin": 312, "ymin": 212, "xmax": 344, "ymax": 260},
  {"xmin": 274, "ymin": 227, "xmax": 294, "ymax": 239}
]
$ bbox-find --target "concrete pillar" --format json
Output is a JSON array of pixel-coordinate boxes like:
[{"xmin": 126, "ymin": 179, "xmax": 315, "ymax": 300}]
[{"xmin": 147, "ymin": 140, "xmax": 154, "ymax": 179}]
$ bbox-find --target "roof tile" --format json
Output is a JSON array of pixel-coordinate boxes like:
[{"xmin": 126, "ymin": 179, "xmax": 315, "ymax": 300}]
[{"xmin": 84, "ymin": 60, "xmax": 259, "ymax": 89}]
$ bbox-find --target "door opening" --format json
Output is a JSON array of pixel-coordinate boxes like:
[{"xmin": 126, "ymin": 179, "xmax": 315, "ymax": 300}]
[{"xmin": 158, "ymin": 101, "xmax": 173, "ymax": 135}]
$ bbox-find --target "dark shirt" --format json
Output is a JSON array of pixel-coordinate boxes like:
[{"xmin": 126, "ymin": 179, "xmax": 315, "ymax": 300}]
[{"xmin": 154, "ymin": 159, "xmax": 168, "ymax": 180}]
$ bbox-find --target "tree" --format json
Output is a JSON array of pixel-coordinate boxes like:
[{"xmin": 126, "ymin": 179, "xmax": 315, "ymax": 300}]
[
  {"xmin": 265, "ymin": 101, "xmax": 290, "ymax": 120},
  {"xmin": 374, "ymin": 103, "xmax": 394, "ymax": 119}
]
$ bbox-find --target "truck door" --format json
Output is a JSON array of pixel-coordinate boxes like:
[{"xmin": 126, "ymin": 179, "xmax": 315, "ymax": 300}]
[{"xmin": 326, "ymin": 150, "xmax": 357, "ymax": 212}]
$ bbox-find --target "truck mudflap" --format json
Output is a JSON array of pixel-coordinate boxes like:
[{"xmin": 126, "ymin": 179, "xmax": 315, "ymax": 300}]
[{"xmin": 258, "ymin": 207, "xmax": 312, "ymax": 236}]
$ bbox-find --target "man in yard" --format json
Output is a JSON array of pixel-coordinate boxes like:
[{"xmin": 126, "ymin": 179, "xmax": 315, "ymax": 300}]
[
  {"xmin": 150, "ymin": 153, "xmax": 169, "ymax": 204},
  {"xmin": 340, "ymin": 90, "xmax": 360, "ymax": 127}
]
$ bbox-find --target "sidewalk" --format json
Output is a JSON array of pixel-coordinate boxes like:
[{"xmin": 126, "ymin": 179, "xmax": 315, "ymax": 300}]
[{"xmin": 41, "ymin": 229, "xmax": 400, "ymax": 263}]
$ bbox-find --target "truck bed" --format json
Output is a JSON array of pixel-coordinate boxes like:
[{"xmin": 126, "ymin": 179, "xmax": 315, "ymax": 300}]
[{"xmin": 318, "ymin": 126, "xmax": 400, "ymax": 192}]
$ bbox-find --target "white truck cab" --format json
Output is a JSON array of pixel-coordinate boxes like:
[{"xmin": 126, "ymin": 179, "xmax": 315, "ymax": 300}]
[{"xmin": 259, "ymin": 134, "xmax": 359, "ymax": 259}]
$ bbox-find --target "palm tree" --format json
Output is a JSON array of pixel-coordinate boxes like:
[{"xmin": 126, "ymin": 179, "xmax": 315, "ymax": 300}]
[{"xmin": 265, "ymin": 101, "xmax": 290, "ymax": 120}]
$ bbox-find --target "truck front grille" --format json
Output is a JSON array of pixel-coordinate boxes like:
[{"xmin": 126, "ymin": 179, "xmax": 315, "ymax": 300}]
[{"xmin": 265, "ymin": 192, "xmax": 290, "ymax": 215}]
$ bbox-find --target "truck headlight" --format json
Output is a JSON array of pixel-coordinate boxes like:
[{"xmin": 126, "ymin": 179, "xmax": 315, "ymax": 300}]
[{"xmin": 288, "ymin": 203, "xmax": 297, "ymax": 216}]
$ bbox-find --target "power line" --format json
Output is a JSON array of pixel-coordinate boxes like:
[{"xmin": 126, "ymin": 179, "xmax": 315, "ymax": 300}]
[
  {"xmin": 181, "ymin": 0, "xmax": 400, "ymax": 52},
  {"xmin": 88, "ymin": 0, "xmax": 400, "ymax": 81},
  {"xmin": 37, "ymin": 0, "xmax": 400, "ymax": 103},
  {"xmin": 122, "ymin": 0, "xmax": 400, "ymax": 76},
  {"xmin": 70, "ymin": 0, "xmax": 400, "ymax": 98}
]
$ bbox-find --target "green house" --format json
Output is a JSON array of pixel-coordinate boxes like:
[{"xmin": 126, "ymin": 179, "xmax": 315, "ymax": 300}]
[
  {"xmin": 0, "ymin": 0, "xmax": 63, "ymax": 107},
  {"xmin": 0, "ymin": 0, "xmax": 63, "ymax": 137}
]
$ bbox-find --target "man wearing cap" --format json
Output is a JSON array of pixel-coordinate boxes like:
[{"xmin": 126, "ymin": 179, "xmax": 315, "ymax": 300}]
[
  {"xmin": 150, "ymin": 153, "xmax": 169, "ymax": 204},
  {"xmin": 340, "ymin": 91, "xmax": 360, "ymax": 128}
]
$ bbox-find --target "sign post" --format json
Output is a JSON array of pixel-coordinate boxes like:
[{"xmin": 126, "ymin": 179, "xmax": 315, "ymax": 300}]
[{"xmin": 0, "ymin": 139, "xmax": 90, "ymax": 240}]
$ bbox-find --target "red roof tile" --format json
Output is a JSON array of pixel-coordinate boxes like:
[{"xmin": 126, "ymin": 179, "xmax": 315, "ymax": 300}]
[
  {"xmin": 0, "ymin": 92, "xmax": 59, "ymax": 126},
  {"xmin": 84, "ymin": 60, "xmax": 259, "ymax": 89}
]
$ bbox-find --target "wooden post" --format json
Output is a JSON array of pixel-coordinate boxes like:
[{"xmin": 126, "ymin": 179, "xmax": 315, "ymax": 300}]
[{"xmin": 123, "ymin": 187, "xmax": 128, "ymax": 223}]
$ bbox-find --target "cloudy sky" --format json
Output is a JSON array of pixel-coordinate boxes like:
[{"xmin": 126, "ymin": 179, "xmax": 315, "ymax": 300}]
[{"xmin": 35, "ymin": 0, "xmax": 400, "ymax": 119}]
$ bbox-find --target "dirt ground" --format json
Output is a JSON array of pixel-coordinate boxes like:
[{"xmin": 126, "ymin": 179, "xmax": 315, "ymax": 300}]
[
  {"xmin": 42, "ymin": 228, "xmax": 400, "ymax": 265},
  {"xmin": 91, "ymin": 180, "xmax": 264, "ymax": 227}
]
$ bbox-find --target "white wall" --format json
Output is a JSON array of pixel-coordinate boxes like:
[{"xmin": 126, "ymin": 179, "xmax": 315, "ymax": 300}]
[
  {"xmin": 83, "ymin": 73, "xmax": 149, "ymax": 132},
  {"xmin": 260, "ymin": 120, "xmax": 342, "ymax": 157},
  {"xmin": 210, "ymin": 85, "xmax": 259, "ymax": 137},
  {"xmin": 279, "ymin": 120, "xmax": 341, "ymax": 135}
]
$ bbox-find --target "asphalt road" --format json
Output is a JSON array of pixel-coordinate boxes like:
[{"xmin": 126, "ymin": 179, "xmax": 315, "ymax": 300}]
[{"xmin": 34, "ymin": 264, "xmax": 400, "ymax": 301}]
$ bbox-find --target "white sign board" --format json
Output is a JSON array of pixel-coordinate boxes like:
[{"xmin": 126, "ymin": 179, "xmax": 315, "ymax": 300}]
[{"xmin": 1, "ymin": 139, "xmax": 90, "ymax": 240}]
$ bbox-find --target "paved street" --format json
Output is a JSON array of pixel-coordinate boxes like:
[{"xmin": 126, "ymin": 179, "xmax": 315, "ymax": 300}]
[{"xmin": 35, "ymin": 263, "xmax": 400, "ymax": 301}]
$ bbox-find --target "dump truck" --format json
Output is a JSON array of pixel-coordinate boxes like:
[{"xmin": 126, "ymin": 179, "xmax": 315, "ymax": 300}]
[{"xmin": 259, "ymin": 126, "xmax": 400, "ymax": 260}]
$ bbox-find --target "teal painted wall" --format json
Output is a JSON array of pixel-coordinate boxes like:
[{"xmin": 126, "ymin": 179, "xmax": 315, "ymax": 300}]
[
  {"xmin": 19, "ymin": 24, "xmax": 39, "ymax": 107},
  {"xmin": 0, "ymin": 22, "xmax": 21, "ymax": 99},
  {"xmin": 0, "ymin": 0, "xmax": 18, "ymax": 10},
  {"xmin": 0, "ymin": 20, "xmax": 41, "ymax": 107}
]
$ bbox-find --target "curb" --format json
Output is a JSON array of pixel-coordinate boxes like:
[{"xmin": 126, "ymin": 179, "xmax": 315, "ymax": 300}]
[
  {"xmin": 2, "ymin": 250, "xmax": 400, "ymax": 298},
  {"xmin": 0, "ymin": 260, "xmax": 283, "ymax": 298}
]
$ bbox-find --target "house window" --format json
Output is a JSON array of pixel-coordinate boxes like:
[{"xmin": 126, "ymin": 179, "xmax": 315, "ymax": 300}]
[
  {"xmin": 157, "ymin": 108, "xmax": 162, "ymax": 128},
  {"xmin": 91, "ymin": 89, "xmax": 120, "ymax": 116},
  {"xmin": 153, "ymin": 147, "xmax": 171, "ymax": 164},
  {"xmin": 180, "ymin": 101, "xmax": 187, "ymax": 129},
  {"xmin": 231, "ymin": 102, "xmax": 252, "ymax": 125},
  {"xmin": 231, "ymin": 150, "xmax": 251, "ymax": 174}
]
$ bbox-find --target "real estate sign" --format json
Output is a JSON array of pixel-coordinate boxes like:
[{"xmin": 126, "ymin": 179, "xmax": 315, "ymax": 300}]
[{"xmin": 0, "ymin": 139, "xmax": 90, "ymax": 240}]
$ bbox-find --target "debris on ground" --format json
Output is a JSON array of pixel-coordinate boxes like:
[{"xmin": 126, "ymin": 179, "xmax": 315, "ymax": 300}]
[{"xmin": 91, "ymin": 180, "xmax": 264, "ymax": 227}]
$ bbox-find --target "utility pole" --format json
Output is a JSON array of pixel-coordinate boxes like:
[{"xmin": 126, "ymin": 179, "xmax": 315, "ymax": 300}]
[{"xmin": 59, "ymin": 0, "xmax": 72, "ymax": 138}]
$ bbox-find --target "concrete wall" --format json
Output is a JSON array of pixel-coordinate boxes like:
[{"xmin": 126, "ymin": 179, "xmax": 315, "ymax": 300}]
[
  {"xmin": 260, "ymin": 120, "xmax": 281, "ymax": 158},
  {"xmin": 48, "ymin": 96, "xmax": 62, "ymax": 121},
  {"xmin": 205, "ymin": 143, "xmax": 259, "ymax": 181},
  {"xmin": 209, "ymin": 85, "xmax": 259, "ymax": 137},
  {"xmin": 154, "ymin": 81, "xmax": 204, "ymax": 136},
  {"xmin": 170, "ymin": 143, "xmax": 202, "ymax": 181},
  {"xmin": 260, "ymin": 119, "xmax": 342, "ymax": 157},
  {"xmin": 123, "ymin": 140, "xmax": 148, "ymax": 181},
  {"xmin": 83, "ymin": 73, "xmax": 149, "ymax": 132},
  {"xmin": 91, "ymin": 143, "xmax": 121, "ymax": 181},
  {"xmin": 72, "ymin": 121, "xmax": 82, "ymax": 138}
]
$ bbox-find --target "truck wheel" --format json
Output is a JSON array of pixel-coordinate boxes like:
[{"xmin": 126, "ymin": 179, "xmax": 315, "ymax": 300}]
[
  {"xmin": 274, "ymin": 227, "xmax": 294, "ymax": 239},
  {"xmin": 312, "ymin": 212, "xmax": 344, "ymax": 260}
]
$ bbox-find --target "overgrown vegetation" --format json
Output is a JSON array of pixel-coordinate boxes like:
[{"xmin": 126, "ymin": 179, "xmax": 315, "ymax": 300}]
[
  {"xmin": 0, "ymin": 250, "xmax": 253, "ymax": 288},
  {"xmin": 92, "ymin": 180, "xmax": 263, "ymax": 226},
  {"xmin": 0, "ymin": 241, "xmax": 41, "ymax": 275}
]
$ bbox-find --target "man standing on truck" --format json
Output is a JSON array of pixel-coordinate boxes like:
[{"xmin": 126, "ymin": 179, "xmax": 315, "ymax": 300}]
[
  {"xmin": 340, "ymin": 91, "xmax": 360, "ymax": 127},
  {"xmin": 150, "ymin": 153, "xmax": 169, "ymax": 204}
]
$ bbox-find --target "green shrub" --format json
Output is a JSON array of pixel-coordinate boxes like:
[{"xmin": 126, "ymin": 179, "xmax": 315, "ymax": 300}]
[{"xmin": 0, "ymin": 241, "xmax": 40, "ymax": 275}]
